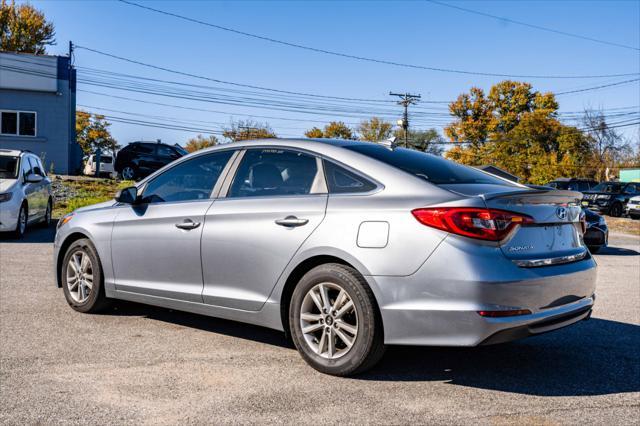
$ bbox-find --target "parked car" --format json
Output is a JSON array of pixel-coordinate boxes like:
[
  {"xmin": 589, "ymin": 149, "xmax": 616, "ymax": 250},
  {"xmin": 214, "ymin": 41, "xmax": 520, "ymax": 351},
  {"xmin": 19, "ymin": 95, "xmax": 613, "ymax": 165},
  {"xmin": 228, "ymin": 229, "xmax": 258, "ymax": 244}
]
[
  {"xmin": 114, "ymin": 141, "xmax": 187, "ymax": 180},
  {"xmin": 83, "ymin": 153, "xmax": 115, "ymax": 177},
  {"xmin": 626, "ymin": 195, "xmax": 640, "ymax": 219},
  {"xmin": 582, "ymin": 181, "xmax": 640, "ymax": 217},
  {"xmin": 546, "ymin": 178, "xmax": 598, "ymax": 192},
  {"xmin": 54, "ymin": 139, "xmax": 596, "ymax": 376},
  {"xmin": 0, "ymin": 149, "xmax": 53, "ymax": 238},
  {"xmin": 583, "ymin": 209, "xmax": 608, "ymax": 253}
]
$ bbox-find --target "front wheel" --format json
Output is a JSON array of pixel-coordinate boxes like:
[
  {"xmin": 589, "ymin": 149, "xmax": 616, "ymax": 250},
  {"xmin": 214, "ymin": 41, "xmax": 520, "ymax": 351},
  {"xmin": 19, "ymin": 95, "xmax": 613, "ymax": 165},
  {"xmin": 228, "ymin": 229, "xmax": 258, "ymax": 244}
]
[
  {"xmin": 40, "ymin": 199, "xmax": 52, "ymax": 227},
  {"xmin": 61, "ymin": 238, "xmax": 111, "ymax": 313},
  {"xmin": 13, "ymin": 203, "xmax": 27, "ymax": 239},
  {"xmin": 289, "ymin": 263, "xmax": 385, "ymax": 376}
]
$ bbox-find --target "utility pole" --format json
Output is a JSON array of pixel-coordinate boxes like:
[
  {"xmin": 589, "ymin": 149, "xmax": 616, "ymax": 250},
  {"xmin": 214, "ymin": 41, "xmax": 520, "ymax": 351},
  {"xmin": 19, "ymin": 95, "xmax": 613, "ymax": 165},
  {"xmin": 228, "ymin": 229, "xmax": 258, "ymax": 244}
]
[{"xmin": 389, "ymin": 92, "xmax": 421, "ymax": 148}]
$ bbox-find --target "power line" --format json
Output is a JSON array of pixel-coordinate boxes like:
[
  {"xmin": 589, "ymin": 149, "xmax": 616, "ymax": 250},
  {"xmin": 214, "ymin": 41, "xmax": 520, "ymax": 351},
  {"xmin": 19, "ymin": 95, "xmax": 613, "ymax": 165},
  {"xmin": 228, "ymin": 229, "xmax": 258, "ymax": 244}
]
[
  {"xmin": 117, "ymin": 0, "xmax": 639, "ymax": 79},
  {"xmin": 555, "ymin": 78, "xmax": 640, "ymax": 95},
  {"xmin": 426, "ymin": 0, "xmax": 640, "ymax": 52}
]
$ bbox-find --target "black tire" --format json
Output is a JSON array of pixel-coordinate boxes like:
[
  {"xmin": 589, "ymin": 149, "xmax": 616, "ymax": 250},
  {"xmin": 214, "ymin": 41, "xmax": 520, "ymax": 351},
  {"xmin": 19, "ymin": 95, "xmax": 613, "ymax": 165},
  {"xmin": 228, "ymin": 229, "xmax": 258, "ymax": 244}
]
[
  {"xmin": 630, "ymin": 214, "xmax": 640, "ymax": 220},
  {"xmin": 609, "ymin": 203, "xmax": 623, "ymax": 217},
  {"xmin": 588, "ymin": 245, "xmax": 601, "ymax": 254},
  {"xmin": 13, "ymin": 203, "xmax": 27, "ymax": 239},
  {"xmin": 40, "ymin": 198, "xmax": 52, "ymax": 228},
  {"xmin": 289, "ymin": 263, "xmax": 385, "ymax": 376},
  {"xmin": 61, "ymin": 238, "xmax": 111, "ymax": 313},
  {"xmin": 120, "ymin": 164, "xmax": 137, "ymax": 181}
]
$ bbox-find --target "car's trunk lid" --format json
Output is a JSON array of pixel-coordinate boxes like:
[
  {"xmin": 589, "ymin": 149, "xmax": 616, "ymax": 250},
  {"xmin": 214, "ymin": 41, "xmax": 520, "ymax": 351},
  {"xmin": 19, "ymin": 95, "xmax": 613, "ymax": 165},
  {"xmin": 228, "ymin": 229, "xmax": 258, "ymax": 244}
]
[{"xmin": 441, "ymin": 184, "xmax": 586, "ymax": 262}]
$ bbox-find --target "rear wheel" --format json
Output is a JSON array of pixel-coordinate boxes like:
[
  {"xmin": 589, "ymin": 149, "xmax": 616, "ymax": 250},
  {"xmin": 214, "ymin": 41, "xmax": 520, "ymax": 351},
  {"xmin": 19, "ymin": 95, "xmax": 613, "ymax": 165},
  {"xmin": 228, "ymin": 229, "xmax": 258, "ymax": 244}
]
[
  {"xmin": 609, "ymin": 203, "xmax": 623, "ymax": 217},
  {"xmin": 289, "ymin": 263, "xmax": 385, "ymax": 376},
  {"xmin": 40, "ymin": 199, "xmax": 52, "ymax": 227},
  {"xmin": 61, "ymin": 238, "xmax": 111, "ymax": 313},
  {"xmin": 120, "ymin": 164, "xmax": 136, "ymax": 180}
]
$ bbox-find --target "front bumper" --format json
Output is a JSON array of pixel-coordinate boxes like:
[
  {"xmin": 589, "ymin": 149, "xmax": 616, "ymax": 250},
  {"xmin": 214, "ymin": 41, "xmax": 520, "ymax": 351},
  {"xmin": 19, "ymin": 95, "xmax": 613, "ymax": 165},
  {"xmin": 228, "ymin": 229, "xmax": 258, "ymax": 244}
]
[
  {"xmin": 0, "ymin": 197, "xmax": 20, "ymax": 232},
  {"xmin": 581, "ymin": 200, "xmax": 611, "ymax": 213},
  {"xmin": 626, "ymin": 204, "xmax": 640, "ymax": 217},
  {"xmin": 367, "ymin": 235, "xmax": 597, "ymax": 346}
]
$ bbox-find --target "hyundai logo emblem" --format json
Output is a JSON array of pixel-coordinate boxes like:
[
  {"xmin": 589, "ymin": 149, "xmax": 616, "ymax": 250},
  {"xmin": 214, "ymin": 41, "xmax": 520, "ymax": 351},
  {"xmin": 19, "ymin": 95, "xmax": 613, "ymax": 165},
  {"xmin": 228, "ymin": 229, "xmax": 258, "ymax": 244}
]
[{"xmin": 556, "ymin": 207, "xmax": 568, "ymax": 220}]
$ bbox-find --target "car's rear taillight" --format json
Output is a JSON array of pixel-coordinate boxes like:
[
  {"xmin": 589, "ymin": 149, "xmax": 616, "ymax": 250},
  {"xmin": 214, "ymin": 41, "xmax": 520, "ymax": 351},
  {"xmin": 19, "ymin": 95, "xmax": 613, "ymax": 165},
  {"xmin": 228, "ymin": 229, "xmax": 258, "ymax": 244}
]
[{"xmin": 411, "ymin": 207, "xmax": 534, "ymax": 241}]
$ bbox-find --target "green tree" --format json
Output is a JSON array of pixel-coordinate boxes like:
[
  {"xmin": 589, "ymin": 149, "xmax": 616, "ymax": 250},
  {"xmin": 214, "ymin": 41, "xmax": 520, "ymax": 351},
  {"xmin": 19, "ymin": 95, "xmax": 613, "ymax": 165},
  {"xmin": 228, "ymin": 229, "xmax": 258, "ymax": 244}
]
[
  {"xmin": 223, "ymin": 119, "xmax": 276, "ymax": 142},
  {"xmin": 185, "ymin": 134, "xmax": 218, "ymax": 153},
  {"xmin": 394, "ymin": 128, "xmax": 445, "ymax": 155},
  {"xmin": 0, "ymin": 0, "xmax": 55, "ymax": 54},
  {"xmin": 358, "ymin": 117, "xmax": 393, "ymax": 141},
  {"xmin": 444, "ymin": 87, "xmax": 493, "ymax": 147},
  {"xmin": 75, "ymin": 111, "xmax": 119, "ymax": 155}
]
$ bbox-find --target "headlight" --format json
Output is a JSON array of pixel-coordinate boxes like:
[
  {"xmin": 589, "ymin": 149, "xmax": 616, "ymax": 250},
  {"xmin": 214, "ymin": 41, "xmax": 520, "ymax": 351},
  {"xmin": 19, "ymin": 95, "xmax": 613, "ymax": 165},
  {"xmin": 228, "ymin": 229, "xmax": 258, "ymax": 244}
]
[
  {"xmin": 57, "ymin": 212, "xmax": 75, "ymax": 229},
  {"xmin": 0, "ymin": 192, "xmax": 12, "ymax": 203},
  {"xmin": 596, "ymin": 194, "xmax": 611, "ymax": 200}
]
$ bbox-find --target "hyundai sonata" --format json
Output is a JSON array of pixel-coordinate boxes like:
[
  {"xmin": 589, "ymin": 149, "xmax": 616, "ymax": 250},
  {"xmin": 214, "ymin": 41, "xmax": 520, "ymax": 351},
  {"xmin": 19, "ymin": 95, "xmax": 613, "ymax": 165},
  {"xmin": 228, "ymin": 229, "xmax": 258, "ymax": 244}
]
[{"xmin": 54, "ymin": 139, "xmax": 596, "ymax": 376}]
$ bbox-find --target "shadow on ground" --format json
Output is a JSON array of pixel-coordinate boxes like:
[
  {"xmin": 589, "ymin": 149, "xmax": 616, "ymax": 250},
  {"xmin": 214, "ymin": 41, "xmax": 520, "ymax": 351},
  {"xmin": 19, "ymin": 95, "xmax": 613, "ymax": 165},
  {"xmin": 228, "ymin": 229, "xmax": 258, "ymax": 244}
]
[
  {"xmin": 104, "ymin": 301, "xmax": 639, "ymax": 397},
  {"xmin": 0, "ymin": 220, "xmax": 57, "ymax": 243},
  {"xmin": 595, "ymin": 245, "xmax": 639, "ymax": 256}
]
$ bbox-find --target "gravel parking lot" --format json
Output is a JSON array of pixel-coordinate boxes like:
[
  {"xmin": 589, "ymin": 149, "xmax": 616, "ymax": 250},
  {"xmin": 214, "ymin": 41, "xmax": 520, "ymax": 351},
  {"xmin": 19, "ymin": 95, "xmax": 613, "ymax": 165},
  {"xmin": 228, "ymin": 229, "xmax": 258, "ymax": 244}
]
[{"xmin": 1, "ymin": 226, "xmax": 638, "ymax": 424}]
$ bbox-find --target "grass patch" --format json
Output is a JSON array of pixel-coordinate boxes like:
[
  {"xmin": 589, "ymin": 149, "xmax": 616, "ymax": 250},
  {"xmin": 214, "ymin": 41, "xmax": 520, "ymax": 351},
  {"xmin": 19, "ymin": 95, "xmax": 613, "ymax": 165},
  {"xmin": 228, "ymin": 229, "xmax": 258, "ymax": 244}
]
[
  {"xmin": 606, "ymin": 216, "xmax": 640, "ymax": 236},
  {"xmin": 53, "ymin": 178, "xmax": 134, "ymax": 218}
]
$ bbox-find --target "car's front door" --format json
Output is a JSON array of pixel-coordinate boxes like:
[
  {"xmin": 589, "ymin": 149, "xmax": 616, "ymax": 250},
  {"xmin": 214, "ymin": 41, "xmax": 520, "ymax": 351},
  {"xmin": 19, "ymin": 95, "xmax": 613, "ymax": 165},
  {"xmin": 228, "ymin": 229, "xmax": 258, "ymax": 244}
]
[
  {"xmin": 201, "ymin": 148, "xmax": 328, "ymax": 311},
  {"xmin": 111, "ymin": 150, "xmax": 235, "ymax": 302},
  {"xmin": 19, "ymin": 156, "xmax": 40, "ymax": 220}
]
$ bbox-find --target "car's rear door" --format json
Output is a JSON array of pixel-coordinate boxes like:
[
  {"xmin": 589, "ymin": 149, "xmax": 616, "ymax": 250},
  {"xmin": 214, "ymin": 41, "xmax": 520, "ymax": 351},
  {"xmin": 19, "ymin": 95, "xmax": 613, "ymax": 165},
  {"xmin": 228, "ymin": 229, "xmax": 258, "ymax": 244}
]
[
  {"xmin": 200, "ymin": 148, "xmax": 327, "ymax": 311},
  {"xmin": 111, "ymin": 150, "xmax": 235, "ymax": 302}
]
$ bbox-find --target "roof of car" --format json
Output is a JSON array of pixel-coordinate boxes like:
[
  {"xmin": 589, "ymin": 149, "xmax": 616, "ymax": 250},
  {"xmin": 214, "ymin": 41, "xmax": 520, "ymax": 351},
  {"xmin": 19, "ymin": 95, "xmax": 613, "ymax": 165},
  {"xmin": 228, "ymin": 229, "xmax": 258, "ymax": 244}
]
[
  {"xmin": 0, "ymin": 149, "xmax": 26, "ymax": 157},
  {"xmin": 551, "ymin": 177, "xmax": 596, "ymax": 182}
]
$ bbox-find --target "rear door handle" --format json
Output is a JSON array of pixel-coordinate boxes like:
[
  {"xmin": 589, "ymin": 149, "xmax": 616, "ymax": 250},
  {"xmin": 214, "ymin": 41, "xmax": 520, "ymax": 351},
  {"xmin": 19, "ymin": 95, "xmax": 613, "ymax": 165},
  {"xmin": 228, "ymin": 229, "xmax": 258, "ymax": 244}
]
[
  {"xmin": 275, "ymin": 216, "xmax": 309, "ymax": 227},
  {"xmin": 175, "ymin": 219, "xmax": 201, "ymax": 230}
]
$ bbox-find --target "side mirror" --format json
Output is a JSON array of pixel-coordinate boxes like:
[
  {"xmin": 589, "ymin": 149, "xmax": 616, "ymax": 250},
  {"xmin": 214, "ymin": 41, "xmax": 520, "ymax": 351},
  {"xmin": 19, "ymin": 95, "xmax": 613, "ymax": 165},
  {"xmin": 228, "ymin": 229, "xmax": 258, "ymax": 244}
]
[
  {"xmin": 25, "ymin": 173, "xmax": 43, "ymax": 184},
  {"xmin": 115, "ymin": 186, "xmax": 139, "ymax": 204}
]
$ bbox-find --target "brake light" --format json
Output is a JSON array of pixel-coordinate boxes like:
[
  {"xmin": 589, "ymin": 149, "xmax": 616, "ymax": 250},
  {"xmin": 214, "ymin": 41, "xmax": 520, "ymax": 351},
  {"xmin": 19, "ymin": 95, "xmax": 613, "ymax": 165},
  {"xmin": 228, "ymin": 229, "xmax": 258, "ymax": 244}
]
[{"xmin": 412, "ymin": 207, "xmax": 534, "ymax": 241}]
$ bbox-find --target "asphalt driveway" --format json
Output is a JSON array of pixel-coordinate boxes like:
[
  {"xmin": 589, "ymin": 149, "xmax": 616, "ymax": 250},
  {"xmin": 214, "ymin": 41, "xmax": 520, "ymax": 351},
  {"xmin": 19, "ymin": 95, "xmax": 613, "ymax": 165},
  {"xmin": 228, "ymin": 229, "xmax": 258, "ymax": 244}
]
[{"xmin": 1, "ymin": 227, "xmax": 638, "ymax": 424}]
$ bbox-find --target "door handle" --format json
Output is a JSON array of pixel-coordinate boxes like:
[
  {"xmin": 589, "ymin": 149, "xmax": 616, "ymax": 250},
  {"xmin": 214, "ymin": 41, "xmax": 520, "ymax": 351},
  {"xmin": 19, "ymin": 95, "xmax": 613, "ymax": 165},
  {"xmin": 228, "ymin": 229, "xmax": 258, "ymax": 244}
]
[
  {"xmin": 275, "ymin": 216, "xmax": 309, "ymax": 227},
  {"xmin": 175, "ymin": 219, "xmax": 201, "ymax": 230}
]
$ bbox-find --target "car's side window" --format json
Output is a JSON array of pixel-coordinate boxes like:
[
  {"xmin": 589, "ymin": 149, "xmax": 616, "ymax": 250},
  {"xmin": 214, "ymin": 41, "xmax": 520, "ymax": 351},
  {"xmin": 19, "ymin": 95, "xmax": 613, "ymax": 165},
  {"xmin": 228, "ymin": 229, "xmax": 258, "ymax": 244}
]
[
  {"xmin": 136, "ymin": 144, "xmax": 155, "ymax": 155},
  {"xmin": 157, "ymin": 145, "xmax": 179, "ymax": 159},
  {"xmin": 323, "ymin": 160, "xmax": 377, "ymax": 194},
  {"xmin": 140, "ymin": 151, "xmax": 234, "ymax": 204},
  {"xmin": 228, "ymin": 149, "xmax": 319, "ymax": 198},
  {"xmin": 624, "ymin": 184, "xmax": 639, "ymax": 194},
  {"xmin": 28, "ymin": 157, "xmax": 44, "ymax": 177}
]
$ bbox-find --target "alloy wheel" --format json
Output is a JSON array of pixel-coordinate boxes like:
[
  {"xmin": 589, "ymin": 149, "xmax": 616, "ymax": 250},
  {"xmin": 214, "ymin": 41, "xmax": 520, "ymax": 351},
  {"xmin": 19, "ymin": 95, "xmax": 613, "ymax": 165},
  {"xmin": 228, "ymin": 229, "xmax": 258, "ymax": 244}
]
[
  {"xmin": 122, "ymin": 166, "xmax": 135, "ymax": 180},
  {"xmin": 300, "ymin": 282, "xmax": 358, "ymax": 359},
  {"xmin": 18, "ymin": 207, "xmax": 27, "ymax": 235},
  {"xmin": 66, "ymin": 250, "xmax": 94, "ymax": 303}
]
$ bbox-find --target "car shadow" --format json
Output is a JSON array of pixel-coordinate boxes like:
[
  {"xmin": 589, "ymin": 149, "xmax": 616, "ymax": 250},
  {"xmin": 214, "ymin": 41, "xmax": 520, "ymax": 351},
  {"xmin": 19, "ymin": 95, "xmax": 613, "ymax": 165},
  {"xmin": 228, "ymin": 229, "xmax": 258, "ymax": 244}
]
[
  {"xmin": 104, "ymin": 301, "xmax": 292, "ymax": 348},
  {"xmin": 595, "ymin": 246, "xmax": 639, "ymax": 256},
  {"xmin": 359, "ymin": 318, "xmax": 640, "ymax": 396},
  {"xmin": 0, "ymin": 220, "xmax": 57, "ymax": 243},
  {"xmin": 104, "ymin": 301, "xmax": 638, "ymax": 397}
]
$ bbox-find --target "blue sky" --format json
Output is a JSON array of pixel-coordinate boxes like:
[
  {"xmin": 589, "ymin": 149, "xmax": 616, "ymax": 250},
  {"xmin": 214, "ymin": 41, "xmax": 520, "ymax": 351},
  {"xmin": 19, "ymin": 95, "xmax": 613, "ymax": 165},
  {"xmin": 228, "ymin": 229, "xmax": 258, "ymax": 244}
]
[{"xmin": 31, "ymin": 0, "xmax": 640, "ymax": 146}]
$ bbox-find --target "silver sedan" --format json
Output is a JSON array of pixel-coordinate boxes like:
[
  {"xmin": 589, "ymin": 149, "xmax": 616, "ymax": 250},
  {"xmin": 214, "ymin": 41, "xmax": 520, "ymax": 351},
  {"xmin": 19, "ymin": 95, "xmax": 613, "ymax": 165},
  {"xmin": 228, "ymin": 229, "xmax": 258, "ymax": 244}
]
[{"xmin": 54, "ymin": 139, "xmax": 596, "ymax": 376}]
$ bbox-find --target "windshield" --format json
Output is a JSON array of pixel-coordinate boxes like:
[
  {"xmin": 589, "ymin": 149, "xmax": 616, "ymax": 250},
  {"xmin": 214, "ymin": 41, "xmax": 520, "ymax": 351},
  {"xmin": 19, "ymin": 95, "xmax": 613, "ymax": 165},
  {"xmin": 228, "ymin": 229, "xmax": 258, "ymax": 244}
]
[
  {"xmin": 0, "ymin": 156, "xmax": 20, "ymax": 179},
  {"xmin": 174, "ymin": 145, "xmax": 188, "ymax": 156},
  {"xmin": 592, "ymin": 182, "xmax": 622, "ymax": 193},
  {"xmin": 344, "ymin": 144, "xmax": 519, "ymax": 186}
]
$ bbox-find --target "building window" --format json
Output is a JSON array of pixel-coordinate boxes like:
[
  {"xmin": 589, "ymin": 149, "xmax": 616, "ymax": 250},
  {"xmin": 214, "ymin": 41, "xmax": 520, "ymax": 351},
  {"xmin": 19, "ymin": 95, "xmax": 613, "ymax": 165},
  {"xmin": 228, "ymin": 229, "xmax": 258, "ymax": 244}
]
[{"xmin": 1, "ymin": 111, "xmax": 37, "ymax": 137}]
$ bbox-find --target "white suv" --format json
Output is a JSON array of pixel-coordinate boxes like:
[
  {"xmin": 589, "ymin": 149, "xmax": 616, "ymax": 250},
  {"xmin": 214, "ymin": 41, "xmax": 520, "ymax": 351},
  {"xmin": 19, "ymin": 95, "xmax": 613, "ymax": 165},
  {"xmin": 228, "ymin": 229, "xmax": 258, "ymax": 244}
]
[{"xmin": 0, "ymin": 149, "xmax": 53, "ymax": 238}]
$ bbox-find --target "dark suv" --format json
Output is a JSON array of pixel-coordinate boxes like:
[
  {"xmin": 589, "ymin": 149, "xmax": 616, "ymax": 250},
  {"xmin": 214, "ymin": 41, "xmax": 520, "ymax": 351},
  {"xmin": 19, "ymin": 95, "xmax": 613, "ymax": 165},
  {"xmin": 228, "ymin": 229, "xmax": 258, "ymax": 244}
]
[
  {"xmin": 546, "ymin": 178, "xmax": 598, "ymax": 192},
  {"xmin": 582, "ymin": 181, "xmax": 640, "ymax": 217},
  {"xmin": 115, "ymin": 141, "xmax": 187, "ymax": 180}
]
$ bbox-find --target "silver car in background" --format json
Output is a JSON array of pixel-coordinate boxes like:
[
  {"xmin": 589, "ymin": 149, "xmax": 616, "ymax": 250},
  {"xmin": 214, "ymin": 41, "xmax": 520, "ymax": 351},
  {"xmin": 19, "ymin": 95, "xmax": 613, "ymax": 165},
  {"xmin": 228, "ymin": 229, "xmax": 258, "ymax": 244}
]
[{"xmin": 54, "ymin": 139, "xmax": 596, "ymax": 376}]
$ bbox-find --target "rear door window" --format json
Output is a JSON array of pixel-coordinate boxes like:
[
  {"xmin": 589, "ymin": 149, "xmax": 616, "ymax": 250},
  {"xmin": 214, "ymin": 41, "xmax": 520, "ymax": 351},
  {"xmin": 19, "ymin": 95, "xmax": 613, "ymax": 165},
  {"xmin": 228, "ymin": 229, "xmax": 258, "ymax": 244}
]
[
  {"xmin": 323, "ymin": 160, "xmax": 377, "ymax": 194},
  {"xmin": 344, "ymin": 144, "xmax": 517, "ymax": 186},
  {"xmin": 228, "ymin": 149, "xmax": 320, "ymax": 198}
]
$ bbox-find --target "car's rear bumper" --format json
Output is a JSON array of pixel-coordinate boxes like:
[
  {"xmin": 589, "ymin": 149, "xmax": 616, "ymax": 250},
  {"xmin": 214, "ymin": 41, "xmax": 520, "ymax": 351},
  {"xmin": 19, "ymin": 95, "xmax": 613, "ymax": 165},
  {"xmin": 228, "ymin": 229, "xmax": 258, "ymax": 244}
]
[{"xmin": 367, "ymin": 235, "xmax": 598, "ymax": 346}]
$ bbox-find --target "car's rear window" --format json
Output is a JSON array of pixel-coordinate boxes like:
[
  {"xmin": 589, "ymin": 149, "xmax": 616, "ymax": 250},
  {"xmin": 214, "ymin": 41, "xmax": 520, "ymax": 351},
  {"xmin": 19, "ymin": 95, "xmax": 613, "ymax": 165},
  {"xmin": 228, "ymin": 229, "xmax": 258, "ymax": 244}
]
[{"xmin": 343, "ymin": 144, "xmax": 517, "ymax": 186}]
